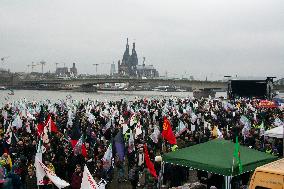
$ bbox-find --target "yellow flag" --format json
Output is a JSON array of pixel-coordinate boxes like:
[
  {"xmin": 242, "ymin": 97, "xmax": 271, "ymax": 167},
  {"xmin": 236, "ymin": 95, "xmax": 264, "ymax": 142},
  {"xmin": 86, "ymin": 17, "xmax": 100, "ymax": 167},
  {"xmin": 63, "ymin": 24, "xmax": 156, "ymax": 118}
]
[{"xmin": 8, "ymin": 155, "xmax": 12, "ymax": 169}]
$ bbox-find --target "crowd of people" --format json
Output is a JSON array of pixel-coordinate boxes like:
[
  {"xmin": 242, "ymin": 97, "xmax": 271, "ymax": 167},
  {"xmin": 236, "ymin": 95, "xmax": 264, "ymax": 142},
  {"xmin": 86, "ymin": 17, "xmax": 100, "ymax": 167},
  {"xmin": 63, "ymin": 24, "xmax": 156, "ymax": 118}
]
[{"xmin": 0, "ymin": 96, "xmax": 283, "ymax": 189}]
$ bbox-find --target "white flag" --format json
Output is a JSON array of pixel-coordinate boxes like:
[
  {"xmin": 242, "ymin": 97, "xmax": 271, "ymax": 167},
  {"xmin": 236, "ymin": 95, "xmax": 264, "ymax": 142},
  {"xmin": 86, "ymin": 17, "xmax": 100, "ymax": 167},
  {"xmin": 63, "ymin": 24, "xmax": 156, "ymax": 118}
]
[
  {"xmin": 240, "ymin": 115, "xmax": 251, "ymax": 129},
  {"xmin": 87, "ymin": 113, "xmax": 95, "ymax": 124},
  {"xmin": 129, "ymin": 114, "xmax": 137, "ymax": 126},
  {"xmin": 191, "ymin": 124, "xmax": 195, "ymax": 132},
  {"xmin": 135, "ymin": 122, "xmax": 142, "ymax": 138},
  {"xmin": 175, "ymin": 121, "xmax": 187, "ymax": 137},
  {"xmin": 81, "ymin": 165, "xmax": 99, "ymax": 189},
  {"xmin": 191, "ymin": 113, "xmax": 197, "ymax": 123},
  {"xmin": 217, "ymin": 127, "xmax": 223, "ymax": 139},
  {"xmin": 259, "ymin": 121, "xmax": 265, "ymax": 136},
  {"xmin": 12, "ymin": 115, "xmax": 22, "ymax": 129},
  {"xmin": 102, "ymin": 144, "xmax": 112, "ymax": 164},
  {"xmin": 35, "ymin": 157, "xmax": 45, "ymax": 186},
  {"xmin": 35, "ymin": 157, "xmax": 70, "ymax": 188},
  {"xmin": 2, "ymin": 110, "xmax": 7, "ymax": 120},
  {"xmin": 35, "ymin": 151, "xmax": 43, "ymax": 186},
  {"xmin": 103, "ymin": 119, "xmax": 112, "ymax": 133},
  {"xmin": 122, "ymin": 124, "xmax": 129, "ymax": 134},
  {"xmin": 150, "ymin": 126, "xmax": 160, "ymax": 143},
  {"xmin": 274, "ymin": 118, "xmax": 284, "ymax": 127},
  {"xmin": 128, "ymin": 130, "xmax": 135, "ymax": 152}
]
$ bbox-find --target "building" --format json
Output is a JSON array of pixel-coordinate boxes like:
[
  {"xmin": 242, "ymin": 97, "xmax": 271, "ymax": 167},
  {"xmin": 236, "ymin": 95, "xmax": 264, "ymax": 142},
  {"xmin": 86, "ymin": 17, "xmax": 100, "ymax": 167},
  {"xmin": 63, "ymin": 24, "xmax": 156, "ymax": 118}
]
[
  {"xmin": 70, "ymin": 63, "xmax": 78, "ymax": 76},
  {"xmin": 117, "ymin": 38, "xmax": 159, "ymax": 78},
  {"xmin": 275, "ymin": 78, "xmax": 284, "ymax": 85},
  {"xmin": 55, "ymin": 63, "xmax": 78, "ymax": 77},
  {"xmin": 55, "ymin": 67, "xmax": 69, "ymax": 76},
  {"xmin": 118, "ymin": 38, "xmax": 138, "ymax": 77},
  {"xmin": 136, "ymin": 57, "xmax": 159, "ymax": 78},
  {"xmin": 110, "ymin": 63, "xmax": 116, "ymax": 76}
]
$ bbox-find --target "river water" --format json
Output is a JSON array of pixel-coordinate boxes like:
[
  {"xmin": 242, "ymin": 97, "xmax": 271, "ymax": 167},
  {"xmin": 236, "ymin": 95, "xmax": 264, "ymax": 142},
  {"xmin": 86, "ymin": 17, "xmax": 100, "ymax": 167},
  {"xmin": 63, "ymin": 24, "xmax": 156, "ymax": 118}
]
[
  {"xmin": 0, "ymin": 90, "xmax": 224, "ymax": 104},
  {"xmin": 0, "ymin": 90, "xmax": 283, "ymax": 105}
]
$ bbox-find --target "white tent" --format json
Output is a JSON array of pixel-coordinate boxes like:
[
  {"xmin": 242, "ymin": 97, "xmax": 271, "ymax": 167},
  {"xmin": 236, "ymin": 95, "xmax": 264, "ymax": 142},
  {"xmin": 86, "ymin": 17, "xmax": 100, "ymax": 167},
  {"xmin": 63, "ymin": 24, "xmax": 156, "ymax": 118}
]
[{"xmin": 264, "ymin": 126, "xmax": 284, "ymax": 138}]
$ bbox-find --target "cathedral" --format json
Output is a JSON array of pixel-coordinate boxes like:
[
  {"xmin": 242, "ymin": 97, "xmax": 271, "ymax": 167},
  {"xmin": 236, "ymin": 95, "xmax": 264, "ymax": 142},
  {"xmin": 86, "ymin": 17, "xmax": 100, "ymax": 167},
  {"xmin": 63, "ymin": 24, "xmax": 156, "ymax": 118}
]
[{"xmin": 118, "ymin": 39, "xmax": 159, "ymax": 78}]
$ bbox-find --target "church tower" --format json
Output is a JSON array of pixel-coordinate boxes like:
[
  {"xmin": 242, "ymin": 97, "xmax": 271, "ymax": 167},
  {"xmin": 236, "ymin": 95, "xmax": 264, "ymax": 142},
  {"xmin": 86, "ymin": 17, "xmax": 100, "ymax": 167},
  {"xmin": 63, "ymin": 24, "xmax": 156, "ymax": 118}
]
[
  {"xmin": 130, "ymin": 42, "xmax": 138, "ymax": 66},
  {"xmin": 118, "ymin": 38, "xmax": 140, "ymax": 77},
  {"xmin": 122, "ymin": 38, "xmax": 130, "ymax": 64}
]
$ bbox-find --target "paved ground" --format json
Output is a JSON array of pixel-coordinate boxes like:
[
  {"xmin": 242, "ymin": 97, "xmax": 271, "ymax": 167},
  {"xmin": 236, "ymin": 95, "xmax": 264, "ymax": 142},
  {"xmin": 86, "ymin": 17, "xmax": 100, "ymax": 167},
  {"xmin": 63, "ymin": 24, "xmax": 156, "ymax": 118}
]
[
  {"xmin": 107, "ymin": 166, "xmax": 199, "ymax": 189},
  {"xmin": 107, "ymin": 165, "xmax": 133, "ymax": 189}
]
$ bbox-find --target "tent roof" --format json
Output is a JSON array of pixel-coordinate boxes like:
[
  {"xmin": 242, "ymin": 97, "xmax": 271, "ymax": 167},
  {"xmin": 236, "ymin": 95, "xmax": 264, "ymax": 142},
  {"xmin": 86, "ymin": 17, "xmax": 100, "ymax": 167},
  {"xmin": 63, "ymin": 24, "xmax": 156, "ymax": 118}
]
[
  {"xmin": 163, "ymin": 139, "xmax": 277, "ymax": 176},
  {"xmin": 264, "ymin": 126, "xmax": 283, "ymax": 138}
]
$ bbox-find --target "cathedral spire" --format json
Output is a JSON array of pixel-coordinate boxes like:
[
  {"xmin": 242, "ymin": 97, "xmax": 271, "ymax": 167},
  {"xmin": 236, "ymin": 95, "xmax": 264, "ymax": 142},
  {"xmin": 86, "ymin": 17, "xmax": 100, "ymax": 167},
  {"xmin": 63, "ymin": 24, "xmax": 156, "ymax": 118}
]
[
  {"xmin": 122, "ymin": 38, "xmax": 130, "ymax": 64},
  {"xmin": 132, "ymin": 42, "xmax": 136, "ymax": 55},
  {"xmin": 130, "ymin": 42, "xmax": 138, "ymax": 66},
  {"xmin": 126, "ymin": 38, "xmax": 129, "ymax": 48}
]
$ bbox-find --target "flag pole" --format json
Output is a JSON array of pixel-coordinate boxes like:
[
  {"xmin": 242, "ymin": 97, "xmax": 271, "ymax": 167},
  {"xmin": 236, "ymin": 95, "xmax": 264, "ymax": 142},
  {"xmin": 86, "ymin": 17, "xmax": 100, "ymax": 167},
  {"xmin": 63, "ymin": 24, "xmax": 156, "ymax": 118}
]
[
  {"xmin": 158, "ymin": 161, "xmax": 165, "ymax": 189},
  {"xmin": 224, "ymin": 176, "xmax": 232, "ymax": 189},
  {"xmin": 282, "ymin": 125, "xmax": 284, "ymax": 157}
]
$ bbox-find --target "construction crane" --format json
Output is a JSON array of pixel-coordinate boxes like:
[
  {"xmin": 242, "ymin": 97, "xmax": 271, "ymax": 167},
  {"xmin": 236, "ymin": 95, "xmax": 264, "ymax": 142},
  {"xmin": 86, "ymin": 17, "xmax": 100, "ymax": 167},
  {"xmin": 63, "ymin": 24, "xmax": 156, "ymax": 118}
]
[
  {"xmin": 92, "ymin": 63, "xmax": 112, "ymax": 75},
  {"xmin": 1, "ymin": 56, "xmax": 10, "ymax": 70},
  {"xmin": 27, "ymin": 65, "xmax": 31, "ymax": 73},
  {"xmin": 55, "ymin": 63, "xmax": 59, "ymax": 69},
  {"xmin": 39, "ymin": 60, "xmax": 46, "ymax": 74},
  {"xmin": 27, "ymin": 62, "xmax": 39, "ymax": 73},
  {"xmin": 0, "ymin": 56, "xmax": 9, "ymax": 64},
  {"xmin": 93, "ymin": 64, "xmax": 99, "ymax": 75},
  {"xmin": 54, "ymin": 63, "xmax": 60, "ymax": 74}
]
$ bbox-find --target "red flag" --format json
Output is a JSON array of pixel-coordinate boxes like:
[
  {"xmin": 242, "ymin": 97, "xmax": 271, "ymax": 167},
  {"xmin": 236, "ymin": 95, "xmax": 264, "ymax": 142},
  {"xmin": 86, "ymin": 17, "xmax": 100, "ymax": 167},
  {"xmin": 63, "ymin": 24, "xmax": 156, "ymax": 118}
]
[
  {"xmin": 81, "ymin": 144, "xmax": 87, "ymax": 157},
  {"xmin": 71, "ymin": 137, "xmax": 87, "ymax": 157},
  {"xmin": 37, "ymin": 123, "xmax": 44, "ymax": 136},
  {"xmin": 70, "ymin": 140, "xmax": 78, "ymax": 149},
  {"xmin": 144, "ymin": 144, "xmax": 157, "ymax": 179},
  {"xmin": 45, "ymin": 115, "xmax": 58, "ymax": 133},
  {"xmin": 162, "ymin": 117, "xmax": 177, "ymax": 145}
]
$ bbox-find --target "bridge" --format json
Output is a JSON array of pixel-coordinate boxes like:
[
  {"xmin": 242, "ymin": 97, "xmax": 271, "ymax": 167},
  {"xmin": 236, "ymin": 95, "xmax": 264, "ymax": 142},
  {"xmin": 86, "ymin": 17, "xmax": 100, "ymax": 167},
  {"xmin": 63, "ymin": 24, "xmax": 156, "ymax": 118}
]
[{"xmin": 20, "ymin": 78, "xmax": 228, "ymax": 90}]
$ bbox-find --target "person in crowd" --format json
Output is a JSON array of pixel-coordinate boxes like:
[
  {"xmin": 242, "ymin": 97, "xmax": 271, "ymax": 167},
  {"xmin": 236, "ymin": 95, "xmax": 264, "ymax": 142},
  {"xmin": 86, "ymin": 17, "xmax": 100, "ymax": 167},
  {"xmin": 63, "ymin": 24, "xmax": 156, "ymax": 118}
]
[
  {"xmin": 128, "ymin": 164, "xmax": 139, "ymax": 189},
  {"xmin": 6, "ymin": 165, "xmax": 22, "ymax": 189},
  {"xmin": 0, "ymin": 96, "xmax": 282, "ymax": 188},
  {"xmin": 116, "ymin": 158, "xmax": 126, "ymax": 183},
  {"xmin": 25, "ymin": 167, "xmax": 37, "ymax": 189},
  {"xmin": 71, "ymin": 164, "xmax": 82, "ymax": 189}
]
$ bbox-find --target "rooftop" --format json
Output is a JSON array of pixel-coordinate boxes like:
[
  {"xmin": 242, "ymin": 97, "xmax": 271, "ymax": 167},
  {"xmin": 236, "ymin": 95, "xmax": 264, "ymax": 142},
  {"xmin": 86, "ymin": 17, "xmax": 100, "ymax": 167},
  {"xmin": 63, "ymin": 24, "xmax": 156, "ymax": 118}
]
[
  {"xmin": 136, "ymin": 64, "xmax": 156, "ymax": 70},
  {"xmin": 255, "ymin": 158, "xmax": 284, "ymax": 175}
]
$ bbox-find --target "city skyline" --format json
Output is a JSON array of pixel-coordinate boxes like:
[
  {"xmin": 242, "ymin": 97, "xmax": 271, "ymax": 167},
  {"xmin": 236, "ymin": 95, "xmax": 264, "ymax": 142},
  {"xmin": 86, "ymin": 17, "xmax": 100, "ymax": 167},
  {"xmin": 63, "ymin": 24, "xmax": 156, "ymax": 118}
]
[{"xmin": 0, "ymin": 0, "xmax": 284, "ymax": 80}]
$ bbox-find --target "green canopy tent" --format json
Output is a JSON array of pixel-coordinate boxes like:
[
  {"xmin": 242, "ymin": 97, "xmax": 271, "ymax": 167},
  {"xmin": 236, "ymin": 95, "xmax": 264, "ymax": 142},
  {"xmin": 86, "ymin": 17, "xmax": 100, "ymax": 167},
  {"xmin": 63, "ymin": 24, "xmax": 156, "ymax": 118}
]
[{"xmin": 161, "ymin": 139, "xmax": 277, "ymax": 189}]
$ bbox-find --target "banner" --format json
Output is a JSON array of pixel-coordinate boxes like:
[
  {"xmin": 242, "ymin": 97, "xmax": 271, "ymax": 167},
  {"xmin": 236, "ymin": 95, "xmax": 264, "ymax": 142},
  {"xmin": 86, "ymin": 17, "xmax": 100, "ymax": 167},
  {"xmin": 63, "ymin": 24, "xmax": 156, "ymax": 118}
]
[
  {"xmin": 35, "ymin": 156, "xmax": 45, "ymax": 186},
  {"xmin": 258, "ymin": 100, "xmax": 277, "ymax": 108},
  {"xmin": 35, "ymin": 157, "xmax": 70, "ymax": 188},
  {"xmin": 81, "ymin": 165, "xmax": 99, "ymax": 189}
]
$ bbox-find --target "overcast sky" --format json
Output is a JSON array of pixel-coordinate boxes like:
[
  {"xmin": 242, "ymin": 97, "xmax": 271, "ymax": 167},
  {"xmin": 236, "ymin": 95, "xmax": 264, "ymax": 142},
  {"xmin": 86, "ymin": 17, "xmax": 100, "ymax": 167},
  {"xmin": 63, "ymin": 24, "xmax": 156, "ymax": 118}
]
[{"xmin": 0, "ymin": 0, "xmax": 283, "ymax": 80}]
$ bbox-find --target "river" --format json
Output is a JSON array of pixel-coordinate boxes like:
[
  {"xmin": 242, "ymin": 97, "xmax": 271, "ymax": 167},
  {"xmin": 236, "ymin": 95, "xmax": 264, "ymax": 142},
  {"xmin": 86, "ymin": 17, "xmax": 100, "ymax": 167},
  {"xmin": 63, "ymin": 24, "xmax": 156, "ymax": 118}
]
[{"xmin": 0, "ymin": 90, "xmax": 283, "ymax": 105}]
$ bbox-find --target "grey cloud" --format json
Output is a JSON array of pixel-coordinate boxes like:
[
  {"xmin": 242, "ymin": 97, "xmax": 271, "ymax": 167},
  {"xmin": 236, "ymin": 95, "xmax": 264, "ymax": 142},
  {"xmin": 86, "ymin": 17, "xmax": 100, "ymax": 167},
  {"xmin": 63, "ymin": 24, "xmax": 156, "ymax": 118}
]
[{"xmin": 0, "ymin": 0, "xmax": 283, "ymax": 80}]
